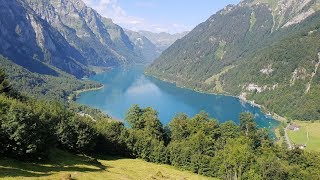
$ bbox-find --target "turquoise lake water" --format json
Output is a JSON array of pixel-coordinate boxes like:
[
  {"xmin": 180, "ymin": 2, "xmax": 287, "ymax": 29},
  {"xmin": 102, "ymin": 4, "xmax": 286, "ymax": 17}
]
[{"xmin": 77, "ymin": 66, "xmax": 279, "ymax": 129}]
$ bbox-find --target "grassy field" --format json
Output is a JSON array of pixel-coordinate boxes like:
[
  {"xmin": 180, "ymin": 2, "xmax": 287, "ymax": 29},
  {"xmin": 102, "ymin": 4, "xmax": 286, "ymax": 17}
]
[
  {"xmin": 287, "ymin": 121, "xmax": 320, "ymax": 152},
  {"xmin": 0, "ymin": 150, "xmax": 215, "ymax": 180}
]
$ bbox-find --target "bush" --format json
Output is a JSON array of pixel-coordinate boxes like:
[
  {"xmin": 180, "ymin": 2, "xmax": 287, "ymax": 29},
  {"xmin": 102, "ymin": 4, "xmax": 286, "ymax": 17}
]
[
  {"xmin": 94, "ymin": 120, "xmax": 128, "ymax": 156},
  {"xmin": 0, "ymin": 96, "xmax": 53, "ymax": 160},
  {"xmin": 55, "ymin": 115, "xmax": 97, "ymax": 153}
]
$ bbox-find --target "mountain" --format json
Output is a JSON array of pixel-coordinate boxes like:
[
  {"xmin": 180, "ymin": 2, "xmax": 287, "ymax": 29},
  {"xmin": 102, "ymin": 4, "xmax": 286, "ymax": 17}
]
[
  {"xmin": 139, "ymin": 31, "xmax": 189, "ymax": 52},
  {"xmin": 125, "ymin": 29, "xmax": 159, "ymax": 63},
  {"xmin": 0, "ymin": 0, "xmax": 91, "ymax": 78},
  {"xmin": 146, "ymin": 0, "xmax": 320, "ymax": 120},
  {"xmin": 0, "ymin": 0, "xmax": 153, "ymax": 78}
]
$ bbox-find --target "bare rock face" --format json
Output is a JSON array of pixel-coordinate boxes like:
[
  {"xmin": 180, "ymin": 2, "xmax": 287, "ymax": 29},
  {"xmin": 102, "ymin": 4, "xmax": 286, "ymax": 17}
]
[
  {"xmin": 24, "ymin": 0, "xmax": 143, "ymax": 67},
  {"xmin": 249, "ymin": 0, "xmax": 320, "ymax": 29},
  {"xmin": 0, "ymin": 0, "xmax": 90, "ymax": 77},
  {"xmin": 0, "ymin": 0, "xmax": 151, "ymax": 78}
]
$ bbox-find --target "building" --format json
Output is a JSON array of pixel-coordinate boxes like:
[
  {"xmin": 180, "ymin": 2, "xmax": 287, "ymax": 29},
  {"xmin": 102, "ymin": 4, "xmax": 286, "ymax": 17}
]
[{"xmin": 288, "ymin": 124, "xmax": 300, "ymax": 131}]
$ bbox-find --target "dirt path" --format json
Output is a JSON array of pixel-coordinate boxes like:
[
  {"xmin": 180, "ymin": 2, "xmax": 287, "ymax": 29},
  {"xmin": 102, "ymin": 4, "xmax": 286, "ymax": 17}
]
[
  {"xmin": 305, "ymin": 130, "xmax": 310, "ymax": 145},
  {"xmin": 284, "ymin": 125, "xmax": 293, "ymax": 149}
]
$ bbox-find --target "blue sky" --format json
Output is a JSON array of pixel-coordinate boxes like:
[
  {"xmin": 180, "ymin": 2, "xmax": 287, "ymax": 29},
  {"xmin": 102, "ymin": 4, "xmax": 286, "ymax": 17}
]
[{"xmin": 83, "ymin": 0, "xmax": 241, "ymax": 33}]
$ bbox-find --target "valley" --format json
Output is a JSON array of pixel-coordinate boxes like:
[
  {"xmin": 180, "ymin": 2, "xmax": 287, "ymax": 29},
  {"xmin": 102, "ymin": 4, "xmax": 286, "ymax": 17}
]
[{"xmin": 1, "ymin": 0, "xmax": 320, "ymax": 179}]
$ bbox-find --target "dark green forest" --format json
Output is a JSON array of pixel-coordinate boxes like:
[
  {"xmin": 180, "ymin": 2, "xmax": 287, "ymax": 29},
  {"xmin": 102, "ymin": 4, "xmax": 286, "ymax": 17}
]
[
  {"xmin": 1, "ymin": 70, "xmax": 320, "ymax": 180},
  {"xmin": 0, "ymin": 55, "xmax": 101, "ymax": 102}
]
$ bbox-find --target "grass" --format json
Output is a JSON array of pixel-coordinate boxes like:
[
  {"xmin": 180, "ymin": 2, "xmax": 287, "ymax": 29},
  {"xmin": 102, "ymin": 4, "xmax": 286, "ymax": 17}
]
[
  {"xmin": 0, "ymin": 150, "xmax": 216, "ymax": 180},
  {"xmin": 287, "ymin": 121, "xmax": 320, "ymax": 152},
  {"xmin": 249, "ymin": 11, "xmax": 256, "ymax": 31},
  {"xmin": 214, "ymin": 41, "xmax": 226, "ymax": 61},
  {"xmin": 204, "ymin": 65, "xmax": 235, "ymax": 93}
]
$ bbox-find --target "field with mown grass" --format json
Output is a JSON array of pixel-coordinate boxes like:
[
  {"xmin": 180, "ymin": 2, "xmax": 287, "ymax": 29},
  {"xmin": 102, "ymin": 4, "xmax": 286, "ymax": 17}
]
[
  {"xmin": 0, "ymin": 150, "xmax": 215, "ymax": 180},
  {"xmin": 287, "ymin": 121, "xmax": 320, "ymax": 152}
]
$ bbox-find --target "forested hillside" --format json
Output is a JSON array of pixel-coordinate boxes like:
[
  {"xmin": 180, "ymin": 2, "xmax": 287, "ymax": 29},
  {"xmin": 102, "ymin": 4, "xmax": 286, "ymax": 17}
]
[
  {"xmin": 146, "ymin": 0, "xmax": 320, "ymax": 120},
  {"xmin": 0, "ymin": 55, "xmax": 100, "ymax": 102}
]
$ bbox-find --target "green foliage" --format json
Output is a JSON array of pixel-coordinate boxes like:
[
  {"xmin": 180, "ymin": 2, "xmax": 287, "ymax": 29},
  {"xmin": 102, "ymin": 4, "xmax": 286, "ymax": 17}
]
[
  {"xmin": 56, "ymin": 115, "xmax": 97, "ymax": 153},
  {"xmin": 146, "ymin": 2, "xmax": 320, "ymax": 120},
  {"xmin": 125, "ymin": 104, "xmax": 144, "ymax": 129},
  {"xmin": 240, "ymin": 112, "xmax": 257, "ymax": 137},
  {"xmin": 125, "ymin": 105, "xmax": 164, "ymax": 140},
  {"xmin": 0, "ymin": 71, "xmax": 99, "ymax": 160},
  {"xmin": 94, "ymin": 120, "xmax": 128, "ymax": 156},
  {"xmin": 121, "ymin": 107, "xmax": 320, "ymax": 179},
  {"xmin": 169, "ymin": 113, "xmax": 190, "ymax": 141},
  {"xmin": 1, "ymin": 68, "xmax": 320, "ymax": 179},
  {"xmin": 214, "ymin": 41, "xmax": 226, "ymax": 60},
  {"xmin": 0, "ymin": 95, "xmax": 53, "ymax": 160},
  {"xmin": 214, "ymin": 137, "xmax": 254, "ymax": 179},
  {"xmin": 249, "ymin": 11, "xmax": 257, "ymax": 31},
  {"xmin": 0, "ymin": 69, "xmax": 11, "ymax": 94},
  {"xmin": 0, "ymin": 55, "xmax": 101, "ymax": 102}
]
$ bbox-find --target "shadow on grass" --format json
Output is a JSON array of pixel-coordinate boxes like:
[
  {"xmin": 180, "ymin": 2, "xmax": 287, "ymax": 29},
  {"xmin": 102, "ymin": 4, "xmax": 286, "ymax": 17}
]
[{"xmin": 0, "ymin": 149, "xmax": 107, "ymax": 178}]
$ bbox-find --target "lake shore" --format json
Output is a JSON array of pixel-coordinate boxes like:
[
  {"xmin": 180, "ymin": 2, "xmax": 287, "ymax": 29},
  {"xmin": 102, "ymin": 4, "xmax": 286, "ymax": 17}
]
[
  {"xmin": 145, "ymin": 73, "xmax": 287, "ymax": 123},
  {"xmin": 68, "ymin": 85, "xmax": 105, "ymax": 102}
]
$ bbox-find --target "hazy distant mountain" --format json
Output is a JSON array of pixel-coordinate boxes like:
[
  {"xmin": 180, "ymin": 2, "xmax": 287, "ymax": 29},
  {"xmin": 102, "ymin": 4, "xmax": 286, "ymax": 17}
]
[
  {"xmin": 125, "ymin": 29, "xmax": 159, "ymax": 63},
  {"xmin": 139, "ymin": 31, "xmax": 189, "ymax": 52},
  {"xmin": 0, "ymin": 0, "xmax": 153, "ymax": 78},
  {"xmin": 146, "ymin": 0, "xmax": 320, "ymax": 120}
]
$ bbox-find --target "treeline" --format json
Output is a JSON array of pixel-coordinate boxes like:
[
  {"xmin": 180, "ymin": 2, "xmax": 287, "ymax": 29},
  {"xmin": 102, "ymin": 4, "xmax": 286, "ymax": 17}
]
[
  {"xmin": 0, "ymin": 69, "xmax": 98, "ymax": 160},
  {"xmin": 0, "ymin": 55, "xmax": 102, "ymax": 102},
  {"xmin": 119, "ymin": 106, "xmax": 320, "ymax": 179},
  {"xmin": 1, "ymin": 70, "xmax": 320, "ymax": 179}
]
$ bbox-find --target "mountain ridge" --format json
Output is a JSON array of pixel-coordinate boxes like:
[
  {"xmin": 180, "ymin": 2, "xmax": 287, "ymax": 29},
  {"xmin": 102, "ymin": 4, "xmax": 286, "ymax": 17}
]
[
  {"xmin": 0, "ymin": 0, "xmax": 160, "ymax": 78},
  {"xmin": 146, "ymin": 0, "xmax": 320, "ymax": 120}
]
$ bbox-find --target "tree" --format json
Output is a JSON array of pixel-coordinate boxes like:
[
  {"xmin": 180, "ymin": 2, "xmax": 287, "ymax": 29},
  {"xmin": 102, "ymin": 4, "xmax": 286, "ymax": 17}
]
[
  {"xmin": 94, "ymin": 120, "xmax": 128, "ymax": 155},
  {"xmin": 56, "ymin": 115, "xmax": 97, "ymax": 153},
  {"xmin": 239, "ymin": 112, "xmax": 257, "ymax": 137},
  {"xmin": 256, "ymin": 153, "xmax": 289, "ymax": 180},
  {"xmin": 0, "ymin": 69, "xmax": 12, "ymax": 94},
  {"xmin": 0, "ymin": 96, "xmax": 53, "ymax": 160},
  {"xmin": 142, "ymin": 107, "xmax": 164, "ymax": 139},
  {"xmin": 125, "ymin": 104, "xmax": 144, "ymax": 129},
  {"xmin": 217, "ymin": 137, "xmax": 254, "ymax": 180},
  {"xmin": 169, "ymin": 113, "xmax": 190, "ymax": 141}
]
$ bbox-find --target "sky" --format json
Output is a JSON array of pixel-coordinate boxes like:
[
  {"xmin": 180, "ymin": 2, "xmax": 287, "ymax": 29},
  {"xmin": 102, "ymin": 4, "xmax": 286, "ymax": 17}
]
[{"xmin": 83, "ymin": 0, "xmax": 241, "ymax": 34}]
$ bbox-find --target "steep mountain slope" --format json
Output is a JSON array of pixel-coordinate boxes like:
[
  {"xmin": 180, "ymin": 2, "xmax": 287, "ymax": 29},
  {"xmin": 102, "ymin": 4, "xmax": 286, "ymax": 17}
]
[
  {"xmin": 0, "ymin": 0, "xmax": 91, "ymax": 78},
  {"xmin": 24, "ymin": 0, "xmax": 144, "ymax": 66},
  {"xmin": 146, "ymin": 0, "xmax": 320, "ymax": 120},
  {"xmin": 139, "ymin": 31, "xmax": 188, "ymax": 52},
  {"xmin": 0, "ymin": 0, "xmax": 153, "ymax": 78},
  {"xmin": 125, "ymin": 29, "xmax": 159, "ymax": 63}
]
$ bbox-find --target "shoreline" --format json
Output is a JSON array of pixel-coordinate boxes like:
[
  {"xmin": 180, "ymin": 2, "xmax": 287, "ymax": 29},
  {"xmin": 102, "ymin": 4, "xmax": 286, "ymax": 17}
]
[
  {"xmin": 68, "ymin": 85, "xmax": 105, "ymax": 102},
  {"xmin": 145, "ymin": 72, "xmax": 287, "ymax": 123}
]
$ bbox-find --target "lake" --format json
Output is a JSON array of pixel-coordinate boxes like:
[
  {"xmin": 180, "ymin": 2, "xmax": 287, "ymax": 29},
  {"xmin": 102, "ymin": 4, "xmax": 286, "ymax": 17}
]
[{"xmin": 77, "ymin": 66, "xmax": 279, "ymax": 130}]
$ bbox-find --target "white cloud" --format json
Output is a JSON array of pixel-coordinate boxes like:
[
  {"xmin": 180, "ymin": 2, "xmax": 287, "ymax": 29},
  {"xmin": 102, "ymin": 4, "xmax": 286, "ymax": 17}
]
[
  {"xmin": 82, "ymin": 0, "xmax": 191, "ymax": 33},
  {"xmin": 135, "ymin": 1, "xmax": 156, "ymax": 8}
]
